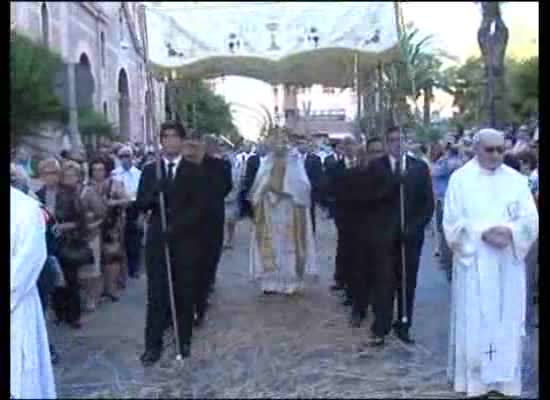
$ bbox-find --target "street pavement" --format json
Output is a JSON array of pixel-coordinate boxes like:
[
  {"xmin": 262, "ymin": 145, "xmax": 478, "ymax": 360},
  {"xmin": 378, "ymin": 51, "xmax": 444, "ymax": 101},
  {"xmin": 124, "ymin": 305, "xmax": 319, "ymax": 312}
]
[{"xmin": 49, "ymin": 215, "xmax": 539, "ymax": 398}]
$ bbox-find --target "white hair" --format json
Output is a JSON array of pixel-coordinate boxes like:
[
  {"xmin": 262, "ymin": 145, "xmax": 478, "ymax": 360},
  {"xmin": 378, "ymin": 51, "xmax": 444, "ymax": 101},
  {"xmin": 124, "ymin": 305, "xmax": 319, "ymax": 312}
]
[
  {"xmin": 117, "ymin": 145, "xmax": 133, "ymax": 156},
  {"xmin": 473, "ymin": 128, "xmax": 504, "ymax": 146}
]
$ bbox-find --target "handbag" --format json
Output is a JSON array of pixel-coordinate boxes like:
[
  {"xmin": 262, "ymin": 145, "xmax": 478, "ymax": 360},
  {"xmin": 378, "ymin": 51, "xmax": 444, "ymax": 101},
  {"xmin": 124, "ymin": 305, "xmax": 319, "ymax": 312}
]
[{"xmin": 58, "ymin": 236, "xmax": 94, "ymax": 268}]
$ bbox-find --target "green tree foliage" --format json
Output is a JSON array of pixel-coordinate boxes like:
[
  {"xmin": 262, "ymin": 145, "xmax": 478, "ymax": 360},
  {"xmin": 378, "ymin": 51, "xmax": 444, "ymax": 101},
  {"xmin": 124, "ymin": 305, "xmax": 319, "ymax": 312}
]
[
  {"xmin": 415, "ymin": 125, "xmax": 445, "ymax": 144},
  {"xmin": 10, "ymin": 33, "xmax": 67, "ymax": 141},
  {"xmin": 507, "ymin": 56, "xmax": 538, "ymax": 121},
  {"xmin": 382, "ymin": 27, "xmax": 456, "ymax": 129},
  {"xmin": 78, "ymin": 107, "xmax": 114, "ymax": 138},
  {"xmin": 442, "ymin": 55, "xmax": 538, "ymax": 127},
  {"xmin": 442, "ymin": 57, "xmax": 485, "ymax": 127},
  {"xmin": 167, "ymin": 79, "xmax": 239, "ymax": 139}
]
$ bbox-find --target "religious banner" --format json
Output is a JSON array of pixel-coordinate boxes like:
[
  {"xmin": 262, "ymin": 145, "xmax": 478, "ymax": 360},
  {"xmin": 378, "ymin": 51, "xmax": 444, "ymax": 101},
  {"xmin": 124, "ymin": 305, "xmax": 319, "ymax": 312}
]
[{"xmin": 145, "ymin": 2, "xmax": 401, "ymax": 87}]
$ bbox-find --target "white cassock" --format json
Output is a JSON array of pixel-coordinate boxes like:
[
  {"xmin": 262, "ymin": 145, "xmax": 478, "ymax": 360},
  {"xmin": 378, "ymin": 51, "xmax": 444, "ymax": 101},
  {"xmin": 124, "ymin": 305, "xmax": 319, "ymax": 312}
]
[
  {"xmin": 443, "ymin": 159, "xmax": 538, "ymax": 397},
  {"xmin": 11, "ymin": 187, "xmax": 56, "ymax": 399},
  {"xmin": 249, "ymin": 151, "xmax": 319, "ymax": 294}
]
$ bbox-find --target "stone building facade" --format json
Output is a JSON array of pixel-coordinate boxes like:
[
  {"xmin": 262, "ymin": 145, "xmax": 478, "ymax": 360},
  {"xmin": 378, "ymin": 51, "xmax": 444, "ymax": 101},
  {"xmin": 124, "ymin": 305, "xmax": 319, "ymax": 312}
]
[{"xmin": 11, "ymin": 1, "xmax": 165, "ymax": 151}]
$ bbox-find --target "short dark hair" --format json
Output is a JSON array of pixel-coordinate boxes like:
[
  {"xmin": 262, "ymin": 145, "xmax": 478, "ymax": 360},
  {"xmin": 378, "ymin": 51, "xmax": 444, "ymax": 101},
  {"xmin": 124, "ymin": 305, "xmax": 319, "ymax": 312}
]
[
  {"xmin": 160, "ymin": 120, "xmax": 187, "ymax": 139},
  {"xmin": 385, "ymin": 126, "xmax": 400, "ymax": 136},
  {"xmin": 504, "ymin": 135, "xmax": 516, "ymax": 145},
  {"xmin": 517, "ymin": 150, "xmax": 537, "ymax": 170},
  {"xmin": 89, "ymin": 156, "xmax": 113, "ymax": 178},
  {"xmin": 366, "ymin": 137, "xmax": 383, "ymax": 149}
]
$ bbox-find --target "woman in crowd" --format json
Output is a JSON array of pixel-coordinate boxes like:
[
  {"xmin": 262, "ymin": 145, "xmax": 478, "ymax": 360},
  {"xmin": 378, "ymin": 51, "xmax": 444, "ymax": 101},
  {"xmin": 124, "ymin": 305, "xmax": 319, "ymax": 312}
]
[
  {"xmin": 87, "ymin": 157, "xmax": 130, "ymax": 303},
  {"xmin": 51, "ymin": 161, "xmax": 86, "ymax": 328},
  {"xmin": 78, "ymin": 159, "xmax": 109, "ymax": 311},
  {"xmin": 516, "ymin": 149, "xmax": 539, "ymax": 328}
]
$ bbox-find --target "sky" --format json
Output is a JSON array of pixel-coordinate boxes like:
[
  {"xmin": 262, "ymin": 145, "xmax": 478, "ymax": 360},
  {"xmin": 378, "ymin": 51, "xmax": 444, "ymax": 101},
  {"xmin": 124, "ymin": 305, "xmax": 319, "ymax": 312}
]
[{"xmin": 168, "ymin": 2, "xmax": 539, "ymax": 140}]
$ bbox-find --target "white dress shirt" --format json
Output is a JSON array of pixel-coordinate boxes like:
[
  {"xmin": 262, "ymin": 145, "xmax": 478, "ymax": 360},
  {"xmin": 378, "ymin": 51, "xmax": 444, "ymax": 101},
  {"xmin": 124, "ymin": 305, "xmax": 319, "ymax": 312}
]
[
  {"xmin": 389, "ymin": 155, "xmax": 397, "ymax": 173},
  {"xmin": 163, "ymin": 156, "xmax": 182, "ymax": 180},
  {"xmin": 112, "ymin": 166, "xmax": 142, "ymax": 201}
]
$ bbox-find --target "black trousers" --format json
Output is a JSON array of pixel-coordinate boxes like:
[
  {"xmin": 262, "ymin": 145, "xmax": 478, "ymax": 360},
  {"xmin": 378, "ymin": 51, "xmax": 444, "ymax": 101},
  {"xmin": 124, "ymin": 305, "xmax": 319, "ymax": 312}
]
[
  {"xmin": 191, "ymin": 220, "xmax": 224, "ymax": 318},
  {"xmin": 393, "ymin": 234, "xmax": 424, "ymax": 329},
  {"xmin": 52, "ymin": 262, "xmax": 81, "ymax": 324},
  {"xmin": 354, "ymin": 239, "xmax": 395, "ymax": 337},
  {"xmin": 124, "ymin": 204, "xmax": 142, "ymax": 277},
  {"xmin": 334, "ymin": 221, "xmax": 354, "ymax": 288},
  {"xmin": 144, "ymin": 230, "xmax": 195, "ymax": 352},
  {"xmin": 207, "ymin": 219, "xmax": 225, "ymax": 290}
]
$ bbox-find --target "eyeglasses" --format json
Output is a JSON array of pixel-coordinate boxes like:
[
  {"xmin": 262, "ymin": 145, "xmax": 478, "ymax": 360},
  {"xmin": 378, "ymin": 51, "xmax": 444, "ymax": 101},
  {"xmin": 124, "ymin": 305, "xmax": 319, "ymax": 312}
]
[
  {"xmin": 483, "ymin": 146, "xmax": 505, "ymax": 154},
  {"xmin": 160, "ymin": 133, "xmax": 180, "ymax": 139},
  {"xmin": 119, "ymin": 154, "xmax": 131, "ymax": 159}
]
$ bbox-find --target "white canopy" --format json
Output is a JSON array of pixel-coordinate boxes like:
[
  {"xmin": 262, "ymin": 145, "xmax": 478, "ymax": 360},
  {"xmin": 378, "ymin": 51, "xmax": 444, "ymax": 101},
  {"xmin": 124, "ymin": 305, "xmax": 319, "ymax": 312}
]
[{"xmin": 145, "ymin": 2, "xmax": 401, "ymax": 87}]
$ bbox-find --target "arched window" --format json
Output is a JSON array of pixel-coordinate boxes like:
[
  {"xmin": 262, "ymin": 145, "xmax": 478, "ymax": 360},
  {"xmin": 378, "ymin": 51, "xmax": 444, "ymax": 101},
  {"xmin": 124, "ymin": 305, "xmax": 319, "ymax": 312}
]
[
  {"xmin": 41, "ymin": 3, "xmax": 49, "ymax": 47},
  {"xmin": 103, "ymin": 102, "xmax": 108, "ymax": 119},
  {"xmin": 100, "ymin": 32, "xmax": 106, "ymax": 68}
]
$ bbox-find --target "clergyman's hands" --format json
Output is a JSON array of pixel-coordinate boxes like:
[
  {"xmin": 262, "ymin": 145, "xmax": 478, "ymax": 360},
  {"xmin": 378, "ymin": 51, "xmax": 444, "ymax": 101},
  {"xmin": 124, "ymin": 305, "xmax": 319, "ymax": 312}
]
[{"xmin": 482, "ymin": 226, "xmax": 513, "ymax": 248}]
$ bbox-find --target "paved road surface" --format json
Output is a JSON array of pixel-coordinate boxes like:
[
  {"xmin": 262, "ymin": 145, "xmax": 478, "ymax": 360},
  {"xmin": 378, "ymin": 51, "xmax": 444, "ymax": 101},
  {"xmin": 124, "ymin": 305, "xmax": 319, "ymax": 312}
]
[{"xmin": 49, "ymin": 216, "xmax": 538, "ymax": 398}]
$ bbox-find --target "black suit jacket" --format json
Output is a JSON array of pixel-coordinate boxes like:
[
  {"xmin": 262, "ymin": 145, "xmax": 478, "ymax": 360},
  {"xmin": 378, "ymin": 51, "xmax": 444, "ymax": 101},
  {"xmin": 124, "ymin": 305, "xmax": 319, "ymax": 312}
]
[
  {"xmin": 136, "ymin": 158, "xmax": 210, "ymax": 275},
  {"xmin": 333, "ymin": 161, "xmax": 400, "ymax": 244},
  {"xmin": 304, "ymin": 153, "xmax": 323, "ymax": 205},
  {"xmin": 371, "ymin": 155, "xmax": 435, "ymax": 242},
  {"xmin": 323, "ymin": 154, "xmax": 350, "ymax": 218},
  {"xmin": 202, "ymin": 155, "xmax": 233, "ymax": 226},
  {"xmin": 239, "ymin": 154, "xmax": 261, "ymax": 218},
  {"xmin": 135, "ymin": 160, "xmax": 179, "ymax": 221}
]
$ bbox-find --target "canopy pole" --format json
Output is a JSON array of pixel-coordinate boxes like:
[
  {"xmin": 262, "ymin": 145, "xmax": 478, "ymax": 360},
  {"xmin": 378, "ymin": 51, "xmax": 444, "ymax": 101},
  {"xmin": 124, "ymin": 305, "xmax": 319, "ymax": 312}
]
[
  {"xmin": 377, "ymin": 61, "xmax": 385, "ymax": 136},
  {"xmin": 354, "ymin": 51, "xmax": 362, "ymax": 140},
  {"xmin": 394, "ymin": 2, "xmax": 410, "ymax": 326}
]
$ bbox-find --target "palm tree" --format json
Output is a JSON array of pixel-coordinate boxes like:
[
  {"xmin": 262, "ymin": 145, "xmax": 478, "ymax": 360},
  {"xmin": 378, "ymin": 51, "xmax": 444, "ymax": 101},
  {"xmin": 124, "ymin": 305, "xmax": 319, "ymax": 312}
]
[
  {"xmin": 477, "ymin": 1, "xmax": 509, "ymax": 128},
  {"xmin": 383, "ymin": 28, "xmax": 457, "ymax": 128}
]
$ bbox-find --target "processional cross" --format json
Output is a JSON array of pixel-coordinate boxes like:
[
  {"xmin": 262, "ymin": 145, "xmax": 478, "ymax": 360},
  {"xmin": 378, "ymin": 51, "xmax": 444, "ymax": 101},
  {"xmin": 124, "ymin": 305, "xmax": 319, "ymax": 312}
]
[{"xmin": 484, "ymin": 343, "xmax": 497, "ymax": 361}]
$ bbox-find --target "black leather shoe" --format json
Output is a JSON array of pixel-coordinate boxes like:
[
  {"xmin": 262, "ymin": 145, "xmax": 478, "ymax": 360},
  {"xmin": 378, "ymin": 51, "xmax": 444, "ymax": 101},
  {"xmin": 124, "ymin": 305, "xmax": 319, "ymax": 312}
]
[
  {"xmin": 393, "ymin": 324, "xmax": 415, "ymax": 344},
  {"xmin": 342, "ymin": 297, "xmax": 353, "ymax": 307},
  {"xmin": 140, "ymin": 349, "xmax": 162, "ymax": 367},
  {"xmin": 349, "ymin": 313, "xmax": 363, "ymax": 328},
  {"xmin": 486, "ymin": 391, "xmax": 507, "ymax": 399},
  {"xmin": 179, "ymin": 343, "xmax": 191, "ymax": 359},
  {"xmin": 365, "ymin": 334, "xmax": 385, "ymax": 347},
  {"xmin": 101, "ymin": 293, "xmax": 120, "ymax": 303},
  {"xmin": 193, "ymin": 311, "xmax": 205, "ymax": 328},
  {"xmin": 50, "ymin": 345, "xmax": 59, "ymax": 365}
]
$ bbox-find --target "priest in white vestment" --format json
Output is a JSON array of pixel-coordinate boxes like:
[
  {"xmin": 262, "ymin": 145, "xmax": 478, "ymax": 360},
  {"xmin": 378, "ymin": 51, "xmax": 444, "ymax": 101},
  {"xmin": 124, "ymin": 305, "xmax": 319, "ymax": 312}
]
[
  {"xmin": 11, "ymin": 186, "xmax": 56, "ymax": 399},
  {"xmin": 443, "ymin": 129, "xmax": 538, "ymax": 398},
  {"xmin": 248, "ymin": 133, "xmax": 319, "ymax": 294}
]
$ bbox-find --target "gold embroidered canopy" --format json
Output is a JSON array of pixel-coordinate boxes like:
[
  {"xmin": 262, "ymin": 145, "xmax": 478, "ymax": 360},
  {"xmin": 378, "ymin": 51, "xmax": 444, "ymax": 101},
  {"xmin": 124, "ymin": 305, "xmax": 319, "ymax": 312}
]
[{"xmin": 145, "ymin": 2, "xmax": 402, "ymax": 87}]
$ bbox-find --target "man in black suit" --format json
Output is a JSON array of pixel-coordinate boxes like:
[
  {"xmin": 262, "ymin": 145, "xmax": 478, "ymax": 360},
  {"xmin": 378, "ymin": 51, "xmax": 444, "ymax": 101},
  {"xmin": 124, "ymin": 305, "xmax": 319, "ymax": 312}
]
[
  {"xmin": 239, "ymin": 144, "xmax": 263, "ymax": 219},
  {"xmin": 333, "ymin": 145, "xmax": 400, "ymax": 337},
  {"xmin": 136, "ymin": 121, "xmax": 208, "ymax": 366},
  {"xmin": 297, "ymin": 138, "xmax": 323, "ymax": 234},
  {"xmin": 369, "ymin": 127, "xmax": 435, "ymax": 345},
  {"xmin": 324, "ymin": 138, "xmax": 358, "ymax": 300},
  {"xmin": 194, "ymin": 136, "xmax": 233, "ymax": 326}
]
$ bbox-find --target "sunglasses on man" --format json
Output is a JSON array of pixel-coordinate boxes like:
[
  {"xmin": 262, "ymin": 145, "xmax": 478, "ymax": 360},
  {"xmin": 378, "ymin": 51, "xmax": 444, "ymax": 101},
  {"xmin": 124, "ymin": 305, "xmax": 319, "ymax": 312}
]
[{"xmin": 483, "ymin": 146, "xmax": 505, "ymax": 154}]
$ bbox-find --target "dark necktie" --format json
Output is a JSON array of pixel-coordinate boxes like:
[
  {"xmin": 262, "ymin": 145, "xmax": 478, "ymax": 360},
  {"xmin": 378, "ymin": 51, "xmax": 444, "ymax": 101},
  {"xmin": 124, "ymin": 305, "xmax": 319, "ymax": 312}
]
[
  {"xmin": 167, "ymin": 162, "xmax": 175, "ymax": 181},
  {"xmin": 394, "ymin": 160, "xmax": 401, "ymax": 176}
]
